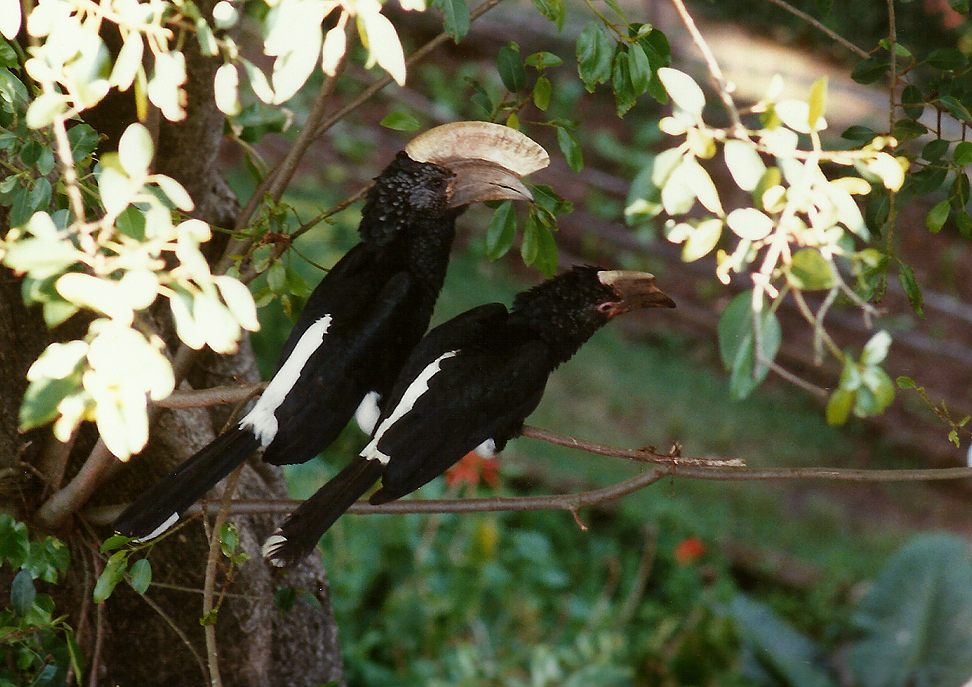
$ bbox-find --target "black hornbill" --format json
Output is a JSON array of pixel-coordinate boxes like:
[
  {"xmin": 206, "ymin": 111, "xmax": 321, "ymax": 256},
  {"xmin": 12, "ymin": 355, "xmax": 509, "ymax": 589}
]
[
  {"xmin": 262, "ymin": 266, "xmax": 676, "ymax": 566},
  {"xmin": 114, "ymin": 122, "xmax": 548, "ymax": 541}
]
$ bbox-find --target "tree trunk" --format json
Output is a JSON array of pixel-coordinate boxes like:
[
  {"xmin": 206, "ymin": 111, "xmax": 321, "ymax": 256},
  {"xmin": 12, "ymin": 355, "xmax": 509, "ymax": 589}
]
[{"xmin": 1, "ymin": 16, "xmax": 346, "ymax": 686}]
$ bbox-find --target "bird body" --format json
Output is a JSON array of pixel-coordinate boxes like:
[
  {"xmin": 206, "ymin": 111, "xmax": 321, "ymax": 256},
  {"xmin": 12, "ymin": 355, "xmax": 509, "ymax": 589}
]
[
  {"xmin": 115, "ymin": 124, "xmax": 547, "ymax": 541},
  {"xmin": 262, "ymin": 266, "xmax": 676, "ymax": 566}
]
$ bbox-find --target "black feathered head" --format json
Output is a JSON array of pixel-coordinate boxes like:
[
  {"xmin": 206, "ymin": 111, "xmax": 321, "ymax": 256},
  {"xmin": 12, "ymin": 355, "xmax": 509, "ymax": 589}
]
[
  {"xmin": 512, "ymin": 266, "xmax": 675, "ymax": 363},
  {"xmin": 359, "ymin": 122, "xmax": 548, "ymax": 246}
]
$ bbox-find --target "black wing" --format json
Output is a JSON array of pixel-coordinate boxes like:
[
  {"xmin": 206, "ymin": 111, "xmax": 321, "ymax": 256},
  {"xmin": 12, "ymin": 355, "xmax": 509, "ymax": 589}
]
[
  {"xmin": 367, "ymin": 308, "xmax": 552, "ymax": 502},
  {"xmin": 257, "ymin": 245, "xmax": 428, "ymax": 465}
]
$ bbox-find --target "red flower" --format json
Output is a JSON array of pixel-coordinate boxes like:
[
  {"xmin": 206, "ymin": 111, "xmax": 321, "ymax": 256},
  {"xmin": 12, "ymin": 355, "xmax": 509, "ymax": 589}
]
[
  {"xmin": 674, "ymin": 536, "xmax": 706, "ymax": 564},
  {"xmin": 445, "ymin": 451, "xmax": 500, "ymax": 489}
]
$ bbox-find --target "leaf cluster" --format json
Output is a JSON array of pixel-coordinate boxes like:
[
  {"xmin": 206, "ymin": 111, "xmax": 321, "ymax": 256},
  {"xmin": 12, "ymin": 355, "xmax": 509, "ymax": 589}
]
[
  {"xmin": 627, "ymin": 68, "xmax": 903, "ymax": 421},
  {"xmin": 0, "ymin": 516, "xmax": 80, "ymax": 687}
]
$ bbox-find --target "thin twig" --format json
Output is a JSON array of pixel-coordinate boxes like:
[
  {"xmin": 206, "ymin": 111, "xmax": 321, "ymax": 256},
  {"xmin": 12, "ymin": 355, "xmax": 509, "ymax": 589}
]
[
  {"xmin": 761, "ymin": 0, "xmax": 869, "ymax": 59},
  {"xmin": 201, "ymin": 464, "xmax": 244, "ymax": 687},
  {"xmin": 216, "ymin": 50, "xmax": 350, "ymax": 278},
  {"xmin": 668, "ymin": 0, "xmax": 744, "ymax": 133}
]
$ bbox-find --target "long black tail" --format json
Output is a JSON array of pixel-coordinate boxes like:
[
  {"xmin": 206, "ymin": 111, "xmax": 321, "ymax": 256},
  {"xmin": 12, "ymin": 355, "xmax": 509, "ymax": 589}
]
[
  {"xmin": 262, "ymin": 456, "xmax": 383, "ymax": 567},
  {"xmin": 114, "ymin": 428, "xmax": 261, "ymax": 540}
]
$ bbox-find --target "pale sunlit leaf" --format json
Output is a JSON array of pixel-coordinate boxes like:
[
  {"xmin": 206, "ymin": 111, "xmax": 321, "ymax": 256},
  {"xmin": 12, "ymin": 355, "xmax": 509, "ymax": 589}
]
[
  {"xmin": 657, "ymin": 67, "xmax": 705, "ymax": 117},
  {"xmin": 118, "ymin": 123, "xmax": 154, "ymax": 179},
  {"xmin": 214, "ymin": 63, "xmax": 241, "ymax": 116}
]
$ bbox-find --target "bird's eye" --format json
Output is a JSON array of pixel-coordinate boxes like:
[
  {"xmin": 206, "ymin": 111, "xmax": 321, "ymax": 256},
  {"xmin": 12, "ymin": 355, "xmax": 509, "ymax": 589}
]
[{"xmin": 597, "ymin": 302, "xmax": 615, "ymax": 314}]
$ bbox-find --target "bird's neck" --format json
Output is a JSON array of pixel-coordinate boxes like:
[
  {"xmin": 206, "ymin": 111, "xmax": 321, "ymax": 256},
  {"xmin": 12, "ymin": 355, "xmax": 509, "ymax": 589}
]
[
  {"xmin": 508, "ymin": 306, "xmax": 601, "ymax": 369},
  {"xmin": 405, "ymin": 216, "xmax": 457, "ymax": 306}
]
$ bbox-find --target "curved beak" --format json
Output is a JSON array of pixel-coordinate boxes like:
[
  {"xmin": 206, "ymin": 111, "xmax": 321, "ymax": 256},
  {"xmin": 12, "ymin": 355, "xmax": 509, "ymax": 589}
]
[
  {"xmin": 404, "ymin": 121, "xmax": 549, "ymax": 209},
  {"xmin": 444, "ymin": 159, "xmax": 535, "ymax": 207},
  {"xmin": 597, "ymin": 270, "xmax": 676, "ymax": 317}
]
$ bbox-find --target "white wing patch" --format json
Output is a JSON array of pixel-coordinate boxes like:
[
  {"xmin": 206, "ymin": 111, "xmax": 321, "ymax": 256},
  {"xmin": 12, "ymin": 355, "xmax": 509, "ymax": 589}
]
[
  {"xmin": 473, "ymin": 438, "xmax": 497, "ymax": 458},
  {"xmin": 354, "ymin": 391, "xmax": 382, "ymax": 436},
  {"xmin": 138, "ymin": 512, "xmax": 180, "ymax": 542},
  {"xmin": 240, "ymin": 315, "xmax": 332, "ymax": 446},
  {"xmin": 362, "ymin": 350, "xmax": 458, "ymax": 465}
]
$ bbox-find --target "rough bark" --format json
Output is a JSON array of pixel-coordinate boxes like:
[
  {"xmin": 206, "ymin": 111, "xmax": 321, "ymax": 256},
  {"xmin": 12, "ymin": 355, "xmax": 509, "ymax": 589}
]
[{"xmin": 1, "ymin": 11, "xmax": 346, "ymax": 685}]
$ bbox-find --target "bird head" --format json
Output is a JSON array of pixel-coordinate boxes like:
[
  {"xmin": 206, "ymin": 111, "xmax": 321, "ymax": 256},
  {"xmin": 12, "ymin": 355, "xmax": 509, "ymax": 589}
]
[
  {"xmin": 360, "ymin": 122, "xmax": 548, "ymax": 246},
  {"xmin": 594, "ymin": 269, "xmax": 677, "ymax": 318},
  {"xmin": 512, "ymin": 266, "xmax": 675, "ymax": 363}
]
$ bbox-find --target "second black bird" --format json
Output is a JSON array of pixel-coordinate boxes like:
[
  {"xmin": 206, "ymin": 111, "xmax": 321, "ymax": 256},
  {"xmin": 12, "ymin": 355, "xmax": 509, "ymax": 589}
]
[{"xmin": 263, "ymin": 266, "xmax": 676, "ymax": 566}]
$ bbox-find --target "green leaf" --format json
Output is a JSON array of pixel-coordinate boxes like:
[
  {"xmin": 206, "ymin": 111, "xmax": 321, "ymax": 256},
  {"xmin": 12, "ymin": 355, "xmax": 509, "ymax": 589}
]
[
  {"xmin": 219, "ymin": 523, "xmax": 240, "ymax": 556},
  {"xmin": 927, "ymin": 47, "xmax": 967, "ymax": 71},
  {"xmin": 896, "ymin": 376, "xmax": 916, "ymax": 389},
  {"xmin": 0, "ymin": 515, "xmax": 30, "ymax": 568},
  {"xmin": 520, "ymin": 213, "xmax": 540, "ymax": 266},
  {"xmin": 19, "ymin": 375, "xmax": 82, "ymax": 432},
  {"xmin": 93, "ymin": 551, "xmax": 128, "ymax": 603},
  {"xmin": 129, "ymin": 558, "xmax": 151, "ymax": 594},
  {"xmin": 497, "ymin": 44, "xmax": 525, "ymax": 92},
  {"xmin": 555, "ymin": 126, "xmax": 583, "ymax": 172},
  {"xmin": 195, "ymin": 17, "xmax": 218, "ymax": 56},
  {"xmin": 379, "ymin": 111, "xmax": 421, "ymax": 131},
  {"xmin": 897, "ymin": 262, "xmax": 924, "ymax": 316},
  {"xmin": 10, "ymin": 570, "xmax": 35, "ymax": 617},
  {"xmin": 533, "ymin": 221, "xmax": 558, "ymax": 278},
  {"xmin": 850, "ymin": 55, "xmax": 889, "ymax": 84},
  {"xmin": 101, "ymin": 534, "xmax": 131, "ymax": 553},
  {"xmin": 485, "ymin": 200, "xmax": 516, "ymax": 260},
  {"xmin": 826, "ymin": 387, "xmax": 855, "ymax": 426},
  {"xmin": 955, "ymin": 141, "xmax": 972, "ymax": 166},
  {"xmin": 532, "ymin": 75, "xmax": 551, "ymax": 111},
  {"xmin": 532, "ymin": 184, "xmax": 572, "ymax": 217},
  {"xmin": 788, "ymin": 249, "xmax": 837, "ymax": 290},
  {"xmin": 807, "ymin": 76, "xmax": 828, "ymax": 129},
  {"xmin": 627, "ymin": 43, "xmax": 651, "ymax": 95},
  {"xmin": 576, "ymin": 22, "xmax": 614, "ymax": 92},
  {"xmin": 718, "ymin": 291, "xmax": 781, "ymax": 400},
  {"xmin": 926, "ymin": 198, "xmax": 950, "ymax": 233},
  {"xmin": 601, "ymin": 0, "xmax": 628, "ymax": 21},
  {"xmin": 901, "ymin": 84, "xmax": 924, "ymax": 119},
  {"xmin": 891, "ymin": 118, "xmax": 927, "ymax": 140},
  {"xmin": 525, "ymin": 52, "xmax": 563, "ymax": 69},
  {"xmin": 530, "ymin": 0, "xmax": 565, "ymax": 31},
  {"xmin": 847, "ymin": 534, "xmax": 972, "ymax": 687},
  {"xmin": 939, "ymin": 95, "xmax": 972, "ymax": 124},
  {"xmin": 922, "ymin": 138, "xmax": 950, "ymax": 162},
  {"xmin": 841, "ymin": 125, "xmax": 877, "ymax": 142},
  {"xmin": 611, "ymin": 47, "xmax": 636, "ymax": 117}
]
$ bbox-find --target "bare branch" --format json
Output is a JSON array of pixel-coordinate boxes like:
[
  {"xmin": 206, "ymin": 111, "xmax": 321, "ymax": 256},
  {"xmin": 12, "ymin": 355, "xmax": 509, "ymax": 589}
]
[
  {"xmin": 153, "ymin": 383, "xmax": 266, "ymax": 409},
  {"xmin": 761, "ymin": 0, "xmax": 869, "ymax": 59}
]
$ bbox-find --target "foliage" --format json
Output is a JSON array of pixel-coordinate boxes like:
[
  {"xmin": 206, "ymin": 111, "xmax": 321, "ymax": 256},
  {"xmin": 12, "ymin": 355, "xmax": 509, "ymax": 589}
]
[
  {"xmin": 730, "ymin": 532, "xmax": 972, "ymax": 687},
  {"xmin": 315, "ymin": 489, "xmax": 742, "ymax": 686},
  {"xmin": 626, "ymin": 67, "xmax": 901, "ymax": 422},
  {"xmin": 0, "ymin": 516, "xmax": 80, "ymax": 686}
]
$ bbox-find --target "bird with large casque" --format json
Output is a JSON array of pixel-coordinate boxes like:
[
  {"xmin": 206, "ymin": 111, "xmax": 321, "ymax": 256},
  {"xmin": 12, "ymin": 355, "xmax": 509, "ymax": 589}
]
[
  {"xmin": 262, "ymin": 265, "xmax": 676, "ymax": 567},
  {"xmin": 114, "ymin": 121, "xmax": 548, "ymax": 542}
]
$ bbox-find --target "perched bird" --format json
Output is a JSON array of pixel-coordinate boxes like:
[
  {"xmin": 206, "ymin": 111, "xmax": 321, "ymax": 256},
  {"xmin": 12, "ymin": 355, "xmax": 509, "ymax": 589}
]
[
  {"xmin": 262, "ymin": 266, "xmax": 676, "ymax": 566},
  {"xmin": 115, "ymin": 122, "xmax": 548, "ymax": 541}
]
